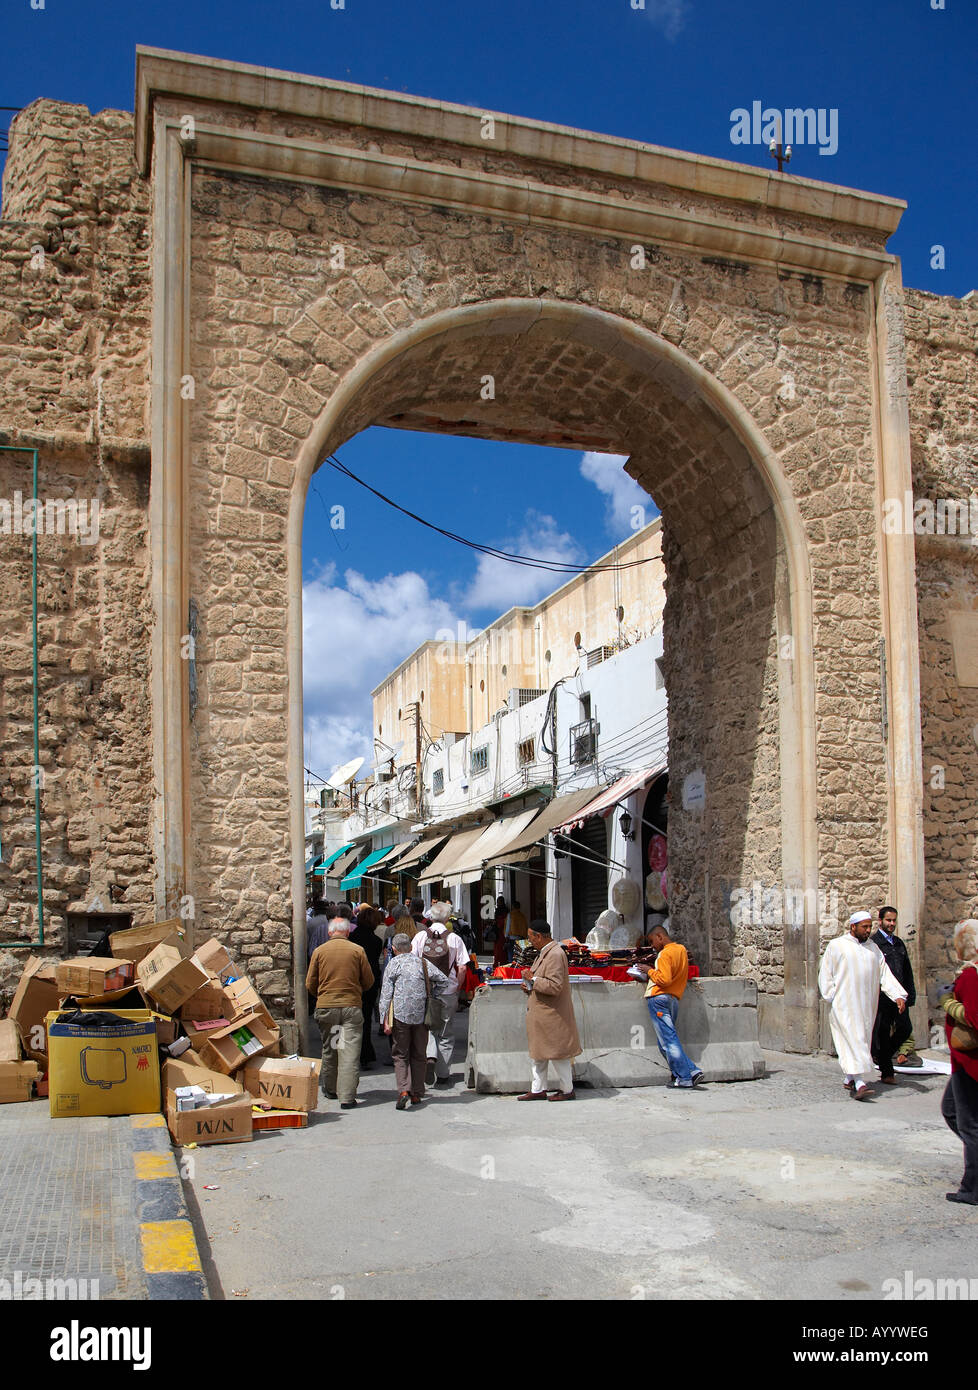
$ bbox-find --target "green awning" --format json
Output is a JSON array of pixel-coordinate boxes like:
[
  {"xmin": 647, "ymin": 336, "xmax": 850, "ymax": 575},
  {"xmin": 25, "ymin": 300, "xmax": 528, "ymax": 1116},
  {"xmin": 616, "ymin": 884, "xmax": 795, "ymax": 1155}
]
[
  {"xmin": 313, "ymin": 842, "xmax": 354, "ymax": 875},
  {"xmin": 340, "ymin": 845, "xmax": 397, "ymax": 891}
]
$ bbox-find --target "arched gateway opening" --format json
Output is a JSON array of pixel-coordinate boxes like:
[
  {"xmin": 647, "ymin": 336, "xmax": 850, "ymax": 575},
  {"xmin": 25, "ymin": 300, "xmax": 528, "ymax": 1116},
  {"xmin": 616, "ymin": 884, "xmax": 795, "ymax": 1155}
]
[{"xmin": 288, "ymin": 300, "xmax": 818, "ymax": 1048}]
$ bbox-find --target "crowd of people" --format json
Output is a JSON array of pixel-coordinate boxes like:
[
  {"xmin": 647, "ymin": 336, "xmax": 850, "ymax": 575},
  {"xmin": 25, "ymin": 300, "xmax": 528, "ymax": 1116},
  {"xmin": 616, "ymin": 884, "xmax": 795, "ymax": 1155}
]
[
  {"xmin": 303, "ymin": 890, "xmax": 978, "ymax": 1207},
  {"xmin": 305, "ymin": 896, "xmax": 482, "ymax": 1109}
]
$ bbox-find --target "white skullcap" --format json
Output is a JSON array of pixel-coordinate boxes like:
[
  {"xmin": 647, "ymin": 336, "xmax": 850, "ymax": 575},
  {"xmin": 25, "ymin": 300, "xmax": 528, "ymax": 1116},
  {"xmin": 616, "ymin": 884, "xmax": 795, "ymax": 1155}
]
[{"xmin": 848, "ymin": 911, "xmax": 872, "ymax": 925}]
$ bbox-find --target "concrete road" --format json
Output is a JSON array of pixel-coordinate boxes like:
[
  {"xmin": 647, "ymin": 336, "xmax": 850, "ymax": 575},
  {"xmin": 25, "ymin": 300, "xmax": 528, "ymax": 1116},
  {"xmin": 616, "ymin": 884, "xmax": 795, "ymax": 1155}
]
[{"xmin": 182, "ymin": 1024, "xmax": 976, "ymax": 1302}]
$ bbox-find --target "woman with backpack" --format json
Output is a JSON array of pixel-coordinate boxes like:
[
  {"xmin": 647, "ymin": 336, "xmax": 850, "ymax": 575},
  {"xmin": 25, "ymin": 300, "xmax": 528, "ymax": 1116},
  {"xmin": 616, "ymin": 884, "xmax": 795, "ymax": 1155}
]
[
  {"xmin": 379, "ymin": 933, "xmax": 454, "ymax": 1109},
  {"xmin": 410, "ymin": 900, "xmax": 473, "ymax": 1086}
]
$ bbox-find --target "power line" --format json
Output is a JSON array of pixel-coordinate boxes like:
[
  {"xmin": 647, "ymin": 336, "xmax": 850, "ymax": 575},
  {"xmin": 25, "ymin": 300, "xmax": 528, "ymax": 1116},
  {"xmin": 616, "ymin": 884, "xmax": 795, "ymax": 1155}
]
[{"xmin": 323, "ymin": 453, "xmax": 661, "ymax": 576}]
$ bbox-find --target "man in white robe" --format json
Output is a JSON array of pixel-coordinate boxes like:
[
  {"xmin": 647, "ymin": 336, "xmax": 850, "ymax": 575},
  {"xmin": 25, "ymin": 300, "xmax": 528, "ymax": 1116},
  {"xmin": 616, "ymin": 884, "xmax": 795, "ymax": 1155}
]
[{"xmin": 818, "ymin": 910, "xmax": 908, "ymax": 1099}]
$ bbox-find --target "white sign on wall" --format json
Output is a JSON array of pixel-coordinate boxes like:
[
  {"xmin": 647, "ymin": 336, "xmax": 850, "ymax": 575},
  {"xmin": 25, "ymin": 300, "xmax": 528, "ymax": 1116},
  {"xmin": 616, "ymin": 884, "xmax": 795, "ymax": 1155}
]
[{"xmin": 682, "ymin": 770, "xmax": 706, "ymax": 811}]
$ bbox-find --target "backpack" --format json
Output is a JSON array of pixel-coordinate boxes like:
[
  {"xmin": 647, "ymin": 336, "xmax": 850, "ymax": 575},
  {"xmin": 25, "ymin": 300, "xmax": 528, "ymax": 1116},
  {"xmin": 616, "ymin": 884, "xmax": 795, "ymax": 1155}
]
[{"xmin": 421, "ymin": 926, "xmax": 453, "ymax": 976}]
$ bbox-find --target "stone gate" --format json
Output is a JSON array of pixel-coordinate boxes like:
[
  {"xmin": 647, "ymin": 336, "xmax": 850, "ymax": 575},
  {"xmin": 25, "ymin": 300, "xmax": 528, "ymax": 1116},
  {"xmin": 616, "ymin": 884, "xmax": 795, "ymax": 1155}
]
[{"xmin": 1, "ymin": 48, "xmax": 976, "ymax": 1052}]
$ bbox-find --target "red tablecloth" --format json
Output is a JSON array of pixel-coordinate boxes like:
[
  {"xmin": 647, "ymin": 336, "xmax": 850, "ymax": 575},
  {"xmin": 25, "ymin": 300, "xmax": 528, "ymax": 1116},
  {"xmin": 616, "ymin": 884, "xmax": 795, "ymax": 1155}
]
[
  {"xmin": 492, "ymin": 964, "xmax": 634, "ymax": 983},
  {"xmin": 491, "ymin": 962, "xmax": 700, "ymax": 982}
]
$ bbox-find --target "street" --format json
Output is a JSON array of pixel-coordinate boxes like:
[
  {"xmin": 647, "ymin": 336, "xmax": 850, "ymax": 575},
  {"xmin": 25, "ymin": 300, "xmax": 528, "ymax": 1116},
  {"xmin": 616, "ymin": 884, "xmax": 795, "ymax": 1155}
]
[{"xmin": 182, "ymin": 1026, "xmax": 974, "ymax": 1302}]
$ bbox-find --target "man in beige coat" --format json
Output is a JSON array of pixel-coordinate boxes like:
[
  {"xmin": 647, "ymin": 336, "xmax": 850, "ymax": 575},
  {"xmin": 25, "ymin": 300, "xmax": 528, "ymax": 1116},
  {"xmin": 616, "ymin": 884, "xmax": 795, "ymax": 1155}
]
[{"xmin": 518, "ymin": 919, "xmax": 582, "ymax": 1102}]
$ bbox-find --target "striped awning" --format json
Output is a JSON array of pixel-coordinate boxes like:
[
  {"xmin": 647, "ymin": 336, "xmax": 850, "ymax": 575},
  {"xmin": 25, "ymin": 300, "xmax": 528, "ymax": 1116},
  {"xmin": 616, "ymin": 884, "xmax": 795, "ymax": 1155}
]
[
  {"xmin": 387, "ymin": 835, "xmax": 447, "ymax": 875},
  {"xmin": 557, "ymin": 764, "xmax": 665, "ymax": 833}
]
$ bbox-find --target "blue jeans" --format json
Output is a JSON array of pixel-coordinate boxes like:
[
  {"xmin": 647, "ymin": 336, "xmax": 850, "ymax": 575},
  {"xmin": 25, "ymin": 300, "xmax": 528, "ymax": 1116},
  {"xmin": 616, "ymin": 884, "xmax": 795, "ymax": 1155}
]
[{"xmin": 646, "ymin": 994, "xmax": 701, "ymax": 1086}]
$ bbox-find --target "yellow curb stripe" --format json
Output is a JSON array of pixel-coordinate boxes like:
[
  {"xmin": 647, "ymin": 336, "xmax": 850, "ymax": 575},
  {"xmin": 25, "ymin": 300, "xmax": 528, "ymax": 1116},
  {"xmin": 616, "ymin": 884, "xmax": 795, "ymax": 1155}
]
[
  {"xmin": 133, "ymin": 1150, "xmax": 178, "ymax": 1181},
  {"xmin": 131, "ymin": 1113, "xmax": 167, "ymax": 1129},
  {"xmin": 140, "ymin": 1220, "xmax": 202, "ymax": 1274}
]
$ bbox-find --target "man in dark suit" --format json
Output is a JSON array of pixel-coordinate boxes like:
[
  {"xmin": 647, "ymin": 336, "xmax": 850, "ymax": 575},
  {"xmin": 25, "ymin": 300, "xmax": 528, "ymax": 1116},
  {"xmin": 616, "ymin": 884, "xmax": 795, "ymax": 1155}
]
[{"xmin": 871, "ymin": 905, "xmax": 916, "ymax": 1084}]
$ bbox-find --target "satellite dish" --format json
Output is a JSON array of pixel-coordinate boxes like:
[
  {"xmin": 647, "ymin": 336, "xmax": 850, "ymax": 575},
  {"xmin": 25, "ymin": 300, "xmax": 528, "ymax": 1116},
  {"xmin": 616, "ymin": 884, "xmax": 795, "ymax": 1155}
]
[
  {"xmin": 327, "ymin": 756, "xmax": 364, "ymax": 789},
  {"xmin": 611, "ymin": 877, "xmax": 641, "ymax": 917}
]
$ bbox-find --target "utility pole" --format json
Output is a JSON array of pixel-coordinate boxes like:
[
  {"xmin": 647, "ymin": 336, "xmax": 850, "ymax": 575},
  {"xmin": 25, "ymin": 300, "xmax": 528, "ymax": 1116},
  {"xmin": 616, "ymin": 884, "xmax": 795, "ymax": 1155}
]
[
  {"xmin": 768, "ymin": 113, "xmax": 791, "ymax": 173},
  {"xmin": 401, "ymin": 702, "xmax": 422, "ymax": 816}
]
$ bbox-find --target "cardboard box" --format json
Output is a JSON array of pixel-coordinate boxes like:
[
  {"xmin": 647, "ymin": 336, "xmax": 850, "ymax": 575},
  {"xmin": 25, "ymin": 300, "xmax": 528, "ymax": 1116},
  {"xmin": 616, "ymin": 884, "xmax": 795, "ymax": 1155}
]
[
  {"xmin": 55, "ymin": 957, "xmax": 135, "ymax": 999},
  {"xmin": 138, "ymin": 941, "xmax": 209, "ymax": 1015},
  {"xmin": 162, "ymin": 1056, "xmax": 243, "ymax": 1097},
  {"xmin": 198, "ymin": 1010, "xmax": 280, "ymax": 1075},
  {"xmin": 192, "ymin": 938, "xmax": 235, "ymax": 981},
  {"xmin": 242, "ymin": 1056, "xmax": 318, "ymax": 1113},
  {"xmin": 9, "ymin": 957, "xmax": 60, "ymax": 1062},
  {"xmin": 252, "ymin": 1107, "xmax": 307, "ymax": 1131},
  {"xmin": 0, "ymin": 1059, "xmax": 39, "ymax": 1103},
  {"xmin": 180, "ymin": 977, "xmax": 230, "ymax": 1023},
  {"xmin": 47, "ymin": 1009, "xmax": 161, "ymax": 1118},
  {"xmin": 110, "ymin": 919, "xmax": 186, "ymax": 965},
  {"xmin": 222, "ymin": 977, "xmax": 276, "ymax": 1029},
  {"xmin": 0, "ymin": 1018, "xmax": 22, "ymax": 1063},
  {"xmin": 166, "ymin": 1092, "xmax": 253, "ymax": 1146},
  {"xmin": 150, "ymin": 1012, "xmax": 179, "ymax": 1048}
]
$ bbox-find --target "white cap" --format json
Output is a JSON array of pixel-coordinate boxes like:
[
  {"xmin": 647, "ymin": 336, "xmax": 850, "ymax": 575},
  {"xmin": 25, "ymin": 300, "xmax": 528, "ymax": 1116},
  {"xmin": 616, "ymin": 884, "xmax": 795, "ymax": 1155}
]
[{"xmin": 848, "ymin": 910, "xmax": 872, "ymax": 925}]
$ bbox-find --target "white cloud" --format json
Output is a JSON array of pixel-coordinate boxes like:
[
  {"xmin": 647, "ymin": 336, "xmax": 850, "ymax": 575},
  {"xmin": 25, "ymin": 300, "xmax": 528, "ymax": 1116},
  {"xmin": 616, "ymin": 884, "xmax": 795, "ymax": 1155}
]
[
  {"xmin": 302, "ymin": 564, "xmax": 461, "ymax": 778},
  {"xmin": 636, "ymin": 0, "xmax": 688, "ymax": 40},
  {"xmin": 462, "ymin": 510, "xmax": 583, "ymax": 613},
  {"xmin": 579, "ymin": 451, "xmax": 651, "ymax": 536}
]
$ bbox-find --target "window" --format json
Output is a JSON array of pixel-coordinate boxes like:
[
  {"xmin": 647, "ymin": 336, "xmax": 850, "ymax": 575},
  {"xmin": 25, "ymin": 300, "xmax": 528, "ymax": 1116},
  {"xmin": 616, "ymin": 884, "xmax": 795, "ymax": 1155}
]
[
  {"xmin": 518, "ymin": 736, "xmax": 536, "ymax": 766},
  {"xmin": 470, "ymin": 745, "xmax": 489, "ymax": 775},
  {"xmin": 432, "ymin": 768, "xmax": 445, "ymax": 795},
  {"xmin": 655, "ymin": 658, "xmax": 666, "ymax": 691},
  {"xmin": 579, "ymin": 693, "xmax": 592, "ymax": 721}
]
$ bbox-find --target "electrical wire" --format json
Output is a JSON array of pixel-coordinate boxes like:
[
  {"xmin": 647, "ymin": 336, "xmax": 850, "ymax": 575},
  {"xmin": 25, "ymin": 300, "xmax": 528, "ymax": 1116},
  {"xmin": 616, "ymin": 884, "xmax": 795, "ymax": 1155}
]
[{"xmin": 324, "ymin": 454, "xmax": 661, "ymax": 575}]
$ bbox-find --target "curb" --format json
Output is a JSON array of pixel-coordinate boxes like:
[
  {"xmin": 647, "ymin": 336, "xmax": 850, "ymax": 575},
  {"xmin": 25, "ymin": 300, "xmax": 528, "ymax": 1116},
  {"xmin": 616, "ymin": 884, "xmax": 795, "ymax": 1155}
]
[{"xmin": 129, "ymin": 1114, "xmax": 208, "ymax": 1299}]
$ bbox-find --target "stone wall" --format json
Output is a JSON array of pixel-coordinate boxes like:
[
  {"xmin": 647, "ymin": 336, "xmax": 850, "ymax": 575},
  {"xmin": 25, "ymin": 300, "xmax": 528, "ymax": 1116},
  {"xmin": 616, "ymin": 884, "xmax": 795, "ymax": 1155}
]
[
  {"xmin": 0, "ymin": 101, "xmax": 154, "ymax": 995},
  {"xmin": 904, "ymin": 287, "xmax": 978, "ymax": 1000}
]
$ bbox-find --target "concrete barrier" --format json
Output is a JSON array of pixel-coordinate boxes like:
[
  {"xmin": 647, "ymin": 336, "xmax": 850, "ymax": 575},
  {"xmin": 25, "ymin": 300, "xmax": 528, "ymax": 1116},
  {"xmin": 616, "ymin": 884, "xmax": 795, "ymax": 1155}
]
[{"xmin": 465, "ymin": 977, "xmax": 766, "ymax": 1092}]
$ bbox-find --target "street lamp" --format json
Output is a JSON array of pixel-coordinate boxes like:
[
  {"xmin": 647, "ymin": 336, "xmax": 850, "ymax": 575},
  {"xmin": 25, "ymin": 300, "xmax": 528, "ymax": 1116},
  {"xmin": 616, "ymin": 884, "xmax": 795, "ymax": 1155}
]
[{"xmin": 619, "ymin": 810, "xmax": 635, "ymax": 841}]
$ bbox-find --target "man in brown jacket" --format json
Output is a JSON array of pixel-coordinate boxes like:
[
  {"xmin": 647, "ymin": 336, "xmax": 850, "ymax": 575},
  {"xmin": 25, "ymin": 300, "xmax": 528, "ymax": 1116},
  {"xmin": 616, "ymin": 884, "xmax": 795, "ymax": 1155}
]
[
  {"xmin": 306, "ymin": 917, "xmax": 375, "ymax": 1108},
  {"xmin": 518, "ymin": 919, "xmax": 582, "ymax": 1102}
]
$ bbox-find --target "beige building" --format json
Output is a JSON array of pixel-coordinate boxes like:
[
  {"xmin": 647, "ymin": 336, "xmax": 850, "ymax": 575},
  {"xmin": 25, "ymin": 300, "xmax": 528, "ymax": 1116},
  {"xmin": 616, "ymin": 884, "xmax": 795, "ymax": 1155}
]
[{"xmin": 371, "ymin": 519, "xmax": 665, "ymax": 749}]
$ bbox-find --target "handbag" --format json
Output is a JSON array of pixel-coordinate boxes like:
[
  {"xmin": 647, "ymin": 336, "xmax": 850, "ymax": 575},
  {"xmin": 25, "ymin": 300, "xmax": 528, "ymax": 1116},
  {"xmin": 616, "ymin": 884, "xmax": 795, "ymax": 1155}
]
[
  {"xmin": 422, "ymin": 959, "xmax": 447, "ymax": 1031},
  {"xmin": 384, "ymin": 998, "xmax": 395, "ymax": 1031}
]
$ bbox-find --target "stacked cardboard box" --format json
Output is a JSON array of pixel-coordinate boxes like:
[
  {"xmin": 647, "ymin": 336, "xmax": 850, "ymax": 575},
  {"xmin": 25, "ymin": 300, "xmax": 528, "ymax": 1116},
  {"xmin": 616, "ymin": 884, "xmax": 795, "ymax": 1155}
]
[{"xmin": 1, "ymin": 925, "xmax": 315, "ymax": 1142}]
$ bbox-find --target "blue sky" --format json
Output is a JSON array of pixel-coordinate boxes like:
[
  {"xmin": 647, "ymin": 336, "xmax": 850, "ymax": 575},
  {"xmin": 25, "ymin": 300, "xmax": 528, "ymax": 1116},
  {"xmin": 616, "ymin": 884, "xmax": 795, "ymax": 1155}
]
[{"xmin": 4, "ymin": 0, "xmax": 974, "ymax": 778}]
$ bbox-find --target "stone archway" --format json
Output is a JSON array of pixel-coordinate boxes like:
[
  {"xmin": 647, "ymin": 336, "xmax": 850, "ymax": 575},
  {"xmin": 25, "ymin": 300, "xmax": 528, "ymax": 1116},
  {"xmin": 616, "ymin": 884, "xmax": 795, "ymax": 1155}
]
[
  {"xmin": 287, "ymin": 299, "xmax": 819, "ymax": 1047},
  {"xmin": 133, "ymin": 49, "xmax": 925, "ymax": 1052}
]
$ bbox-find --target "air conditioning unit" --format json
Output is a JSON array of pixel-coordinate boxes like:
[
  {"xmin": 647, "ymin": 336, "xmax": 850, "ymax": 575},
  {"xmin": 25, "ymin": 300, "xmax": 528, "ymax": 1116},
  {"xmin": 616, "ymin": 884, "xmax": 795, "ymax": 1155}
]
[{"xmin": 570, "ymin": 718, "xmax": 598, "ymax": 766}]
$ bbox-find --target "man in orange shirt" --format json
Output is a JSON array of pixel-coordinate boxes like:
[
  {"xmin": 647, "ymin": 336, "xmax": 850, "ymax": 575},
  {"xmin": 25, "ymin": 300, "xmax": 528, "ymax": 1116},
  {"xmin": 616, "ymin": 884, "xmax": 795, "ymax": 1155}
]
[{"xmin": 634, "ymin": 924, "xmax": 704, "ymax": 1090}]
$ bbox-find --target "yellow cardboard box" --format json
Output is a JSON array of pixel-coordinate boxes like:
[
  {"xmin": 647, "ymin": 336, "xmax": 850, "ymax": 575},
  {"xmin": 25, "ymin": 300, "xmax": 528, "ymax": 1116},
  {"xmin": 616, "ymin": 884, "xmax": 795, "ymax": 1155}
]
[{"xmin": 46, "ymin": 1009, "xmax": 161, "ymax": 1118}]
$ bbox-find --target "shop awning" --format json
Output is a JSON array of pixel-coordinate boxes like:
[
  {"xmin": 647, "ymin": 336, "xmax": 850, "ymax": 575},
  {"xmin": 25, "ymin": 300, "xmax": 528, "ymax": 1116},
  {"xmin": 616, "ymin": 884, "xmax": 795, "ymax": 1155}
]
[
  {"xmin": 340, "ymin": 845, "xmax": 399, "ymax": 891},
  {"xmin": 417, "ymin": 826, "xmax": 488, "ymax": 885},
  {"xmin": 313, "ymin": 842, "xmax": 354, "ymax": 876},
  {"xmin": 388, "ymin": 835, "xmax": 448, "ymax": 875},
  {"xmin": 441, "ymin": 807, "xmax": 544, "ymax": 887},
  {"xmin": 557, "ymin": 764, "xmax": 666, "ymax": 833},
  {"xmin": 322, "ymin": 845, "xmax": 362, "ymax": 881},
  {"xmin": 483, "ymin": 786, "xmax": 607, "ymax": 867},
  {"xmin": 379, "ymin": 840, "xmax": 418, "ymax": 869}
]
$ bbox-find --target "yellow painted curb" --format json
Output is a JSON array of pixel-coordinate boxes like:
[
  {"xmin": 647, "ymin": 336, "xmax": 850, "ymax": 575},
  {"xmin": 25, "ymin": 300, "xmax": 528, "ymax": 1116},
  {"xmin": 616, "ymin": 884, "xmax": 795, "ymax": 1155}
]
[
  {"xmin": 140, "ymin": 1220, "xmax": 202, "ymax": 1274},
  {"xmin": 133, "ymin": 1150, "xmax": 178, "ymax": 1181},
  {"xmin": 131, "ymin": 1113, "xmax": 167, "ymax": 1129}
]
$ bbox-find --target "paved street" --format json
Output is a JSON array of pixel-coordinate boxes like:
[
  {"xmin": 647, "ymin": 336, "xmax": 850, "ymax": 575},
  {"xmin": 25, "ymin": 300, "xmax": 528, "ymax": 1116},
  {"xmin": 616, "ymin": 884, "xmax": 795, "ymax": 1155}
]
[{"xmin": 183, "ymin": 1024, "xmax": 976, "ymax": 1302}]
